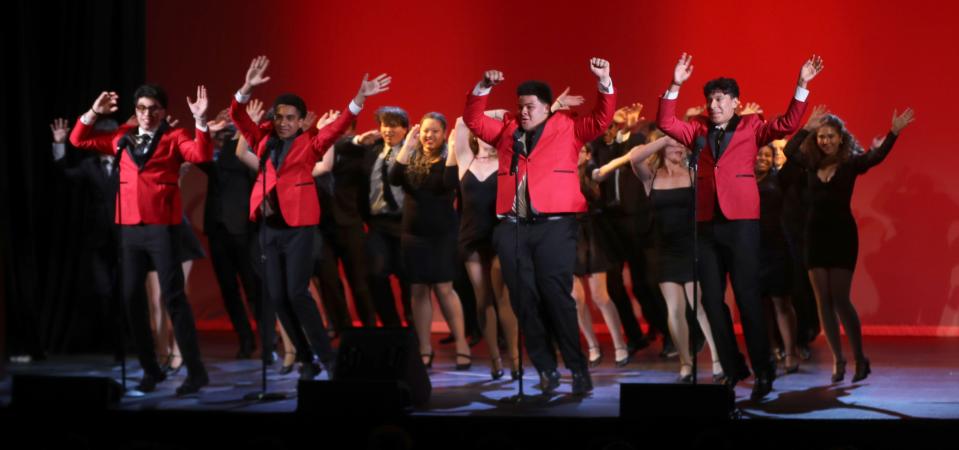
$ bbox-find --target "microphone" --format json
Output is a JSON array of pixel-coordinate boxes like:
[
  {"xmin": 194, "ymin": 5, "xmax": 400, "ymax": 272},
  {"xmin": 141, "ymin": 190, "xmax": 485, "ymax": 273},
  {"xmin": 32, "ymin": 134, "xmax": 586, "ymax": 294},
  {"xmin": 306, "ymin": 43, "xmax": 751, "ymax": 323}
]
[
  {"xmin": 510, "ymin": 132, "xmax": 525, "ymax": 176},
  {"xmin": 688, "ymin": 136, "xmax": 706, "ymax": 169},
  {"xmin": 116, "ymin": 134, "xmax": 134, "ymax": 152},
  {"xmin": 510, "ymin": 148, "xmax": 520, "ymax": 176}
]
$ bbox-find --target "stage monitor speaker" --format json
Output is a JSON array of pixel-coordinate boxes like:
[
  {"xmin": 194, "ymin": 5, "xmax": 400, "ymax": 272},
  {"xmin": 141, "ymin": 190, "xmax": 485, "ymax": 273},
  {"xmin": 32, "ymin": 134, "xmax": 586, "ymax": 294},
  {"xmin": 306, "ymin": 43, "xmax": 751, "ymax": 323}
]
[
  {"xmin": 12, "ymin": 374, "xmax": 122, "ymax": 410},
  {"xmin": 297, "ymin": 327, "xmax": 431, "ymax": 414},
  {"xmin": 619, "ymin": 383, "xmax": 735, "ymax": 419}
]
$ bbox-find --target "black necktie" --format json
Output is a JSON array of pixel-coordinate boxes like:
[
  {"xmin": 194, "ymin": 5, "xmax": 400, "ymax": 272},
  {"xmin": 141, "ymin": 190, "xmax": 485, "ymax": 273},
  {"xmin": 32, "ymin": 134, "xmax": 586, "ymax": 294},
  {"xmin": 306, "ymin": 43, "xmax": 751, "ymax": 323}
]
[
  {"xmin": 381, "ymin": 149, "xmax": 398, "ymax": 210},
  {"xmin": 713, "ymin": 127, "xmax": 726, "ymax": 159},
  {"xmin": 135, "ymin": 134, "xmax": 151, "ymax": 155}
]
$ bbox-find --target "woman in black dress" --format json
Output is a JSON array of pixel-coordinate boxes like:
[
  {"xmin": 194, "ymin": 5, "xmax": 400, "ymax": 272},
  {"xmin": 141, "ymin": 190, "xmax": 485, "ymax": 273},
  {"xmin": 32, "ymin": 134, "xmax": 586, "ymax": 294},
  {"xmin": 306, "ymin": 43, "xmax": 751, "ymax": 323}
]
[
  {"xmin": 784, "ymin": 105, "xmax": 915, "ymax": 382},
  {"xmin": 755, "ymin": 144, "xmax": 801, "ymax": 374},
  {"xmin": 447, "ymin": 115, "xmax": 520, "ymax": 380},
  {"xmin": 389, "ymin": 113, "xmax": 471, "ymax": 370},
  {"xmin": 598, "ymin": 132, "xmax": 722, "ymax": 382}
]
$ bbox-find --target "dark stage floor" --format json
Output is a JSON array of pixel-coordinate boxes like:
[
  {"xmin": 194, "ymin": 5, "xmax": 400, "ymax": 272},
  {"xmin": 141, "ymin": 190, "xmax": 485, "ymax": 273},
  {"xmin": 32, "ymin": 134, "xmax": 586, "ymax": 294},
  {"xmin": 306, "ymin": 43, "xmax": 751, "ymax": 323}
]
[{"xmin": 3, "ymin": 331, "xmax": 958, "ymax": 420}]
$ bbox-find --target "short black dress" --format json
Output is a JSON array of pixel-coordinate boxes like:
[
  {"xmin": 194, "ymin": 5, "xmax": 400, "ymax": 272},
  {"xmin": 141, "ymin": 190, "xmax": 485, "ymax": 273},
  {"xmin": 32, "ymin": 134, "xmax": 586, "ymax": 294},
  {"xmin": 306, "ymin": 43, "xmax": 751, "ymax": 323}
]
[
  {"xmin": 457, "ymin": 168, "xmax": 497, "ymax": 262},
  {"xmin": 784, "ymin": 130, "xmax": 899, "ymax": 271},
  {"xmin": 649, "ymin": 183, "xmax": 695, "ymax": 284},
  {"xmin": 388, "ymin": 158, "xmax": 458, "ymax": 284},
  {"xmin": 574, "ymin": 162, "xmax": 614, "ymax": 275}
]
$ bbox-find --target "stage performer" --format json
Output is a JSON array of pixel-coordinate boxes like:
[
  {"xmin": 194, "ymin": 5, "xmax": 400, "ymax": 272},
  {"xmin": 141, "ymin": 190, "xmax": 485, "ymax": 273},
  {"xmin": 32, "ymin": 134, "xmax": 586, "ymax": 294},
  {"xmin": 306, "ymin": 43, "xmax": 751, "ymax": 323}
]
[
  {"xmin": 229, "ymin": 55, "xmax": 390, "ymax": 379},
  {"xmin": 69, "ymin": 84, "xmax": 212, "ymax": 395},
  {"xmin": 783, "ymin": 105, "xmax": 914, "ymax": 383},
  {"xmin": 656, "ymin": 52, "xmax": 823, "ymax": 400},
  {"xmin": 463, "ymin": 58, "xmax": 616, "ymax": 395}
]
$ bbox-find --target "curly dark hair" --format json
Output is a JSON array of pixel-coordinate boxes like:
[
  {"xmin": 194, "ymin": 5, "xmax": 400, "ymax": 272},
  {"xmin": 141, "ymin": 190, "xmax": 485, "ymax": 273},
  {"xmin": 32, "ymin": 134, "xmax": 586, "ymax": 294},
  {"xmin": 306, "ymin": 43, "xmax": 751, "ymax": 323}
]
[
  {"xmin": 800, "ymin": 114, "xmax": 863, "ymax": 169},
  {"xmin": 407, "ymin": 112, "xmax": 447, "ymax": 187}
]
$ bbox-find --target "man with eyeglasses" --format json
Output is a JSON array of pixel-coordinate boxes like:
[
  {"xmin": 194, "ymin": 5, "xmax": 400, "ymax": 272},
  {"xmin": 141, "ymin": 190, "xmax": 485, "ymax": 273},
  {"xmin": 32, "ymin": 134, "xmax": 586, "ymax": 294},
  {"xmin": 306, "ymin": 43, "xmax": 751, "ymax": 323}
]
[{"xmin": 70, "ymin": 83, "xmax": 213, "ymax": 395}]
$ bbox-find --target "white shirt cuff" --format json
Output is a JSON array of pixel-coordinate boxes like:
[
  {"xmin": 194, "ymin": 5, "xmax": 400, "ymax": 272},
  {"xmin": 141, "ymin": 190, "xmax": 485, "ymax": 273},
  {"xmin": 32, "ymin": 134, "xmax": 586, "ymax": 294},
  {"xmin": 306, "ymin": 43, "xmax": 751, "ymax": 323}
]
[
  {"xmin": 80, "ymin": 114, "xmax": 94, "ymax": 126},
  {"xmin": 598, "ymin": 79, "xmax": 614, "ymax": 94},
  {"xmin": 472, "ymin": 83, "xmax": 492, "ymax": 96},
  {"xmin": 196, "ymin": 123, "xmax": 209, "ymax": 132},
  {"xmin": 235, "ymin": 90, "xmax": 251, "ymax": 104},
  {"xmin": 52, "ymin": 143, "xmax": 66, "ymax": 161},
  {"xmin": 348, "ymin": 100, "xmax": 363, "ymax": 116},
  {"xmin": 794, "ymin": 86, "xmax": 810, "ymax": 102},
  {"xmin": 664, "ymin": 90, "xmax": 679, "ymax": 100}
]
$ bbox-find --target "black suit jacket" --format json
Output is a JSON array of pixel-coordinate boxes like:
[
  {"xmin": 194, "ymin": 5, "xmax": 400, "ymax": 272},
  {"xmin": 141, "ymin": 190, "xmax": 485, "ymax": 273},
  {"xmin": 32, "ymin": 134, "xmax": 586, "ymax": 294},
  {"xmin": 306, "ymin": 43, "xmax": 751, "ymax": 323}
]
[
  {"xmin": 197, "ymin": 139, "xmax": 256, "ymax": 235},
  {"xmin": 56, "ymin": 150, "xmax": 118, "ymax": 249}
]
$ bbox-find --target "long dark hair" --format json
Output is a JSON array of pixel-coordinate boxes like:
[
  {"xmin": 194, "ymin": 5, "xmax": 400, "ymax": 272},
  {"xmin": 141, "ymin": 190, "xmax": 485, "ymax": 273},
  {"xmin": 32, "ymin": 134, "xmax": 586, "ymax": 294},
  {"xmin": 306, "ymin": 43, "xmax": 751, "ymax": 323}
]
[
  {"xmin": 800, "ymin": 114, "xmax": 862, "ymax": 169},
  {"xmin": 407, "ymin": 112, "xmax": 447, "ymax": 187}
]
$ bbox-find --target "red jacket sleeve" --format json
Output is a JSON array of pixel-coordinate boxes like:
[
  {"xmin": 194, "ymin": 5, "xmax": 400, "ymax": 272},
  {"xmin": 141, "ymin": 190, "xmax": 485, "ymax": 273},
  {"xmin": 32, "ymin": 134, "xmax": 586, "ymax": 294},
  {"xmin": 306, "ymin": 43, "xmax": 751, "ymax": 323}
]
[
  {"xmin": 656, "ymin": 95, "xmax": 703, "ymax": 148},
  {"xmin": 68, "ymin": 117, "xmax": 119, "ymax": 156},
  {"xmin": 464, "ymin": 93, "xmax": 506, "ymax": 147},
  {"xmin": 310, "ymin": 106, "xmax": 356, "ymax": 160},
  {"xmin": 573, "ymin": 90, "xmax": 616, "ymax": 144},
  {"xmin": 175, "ymin": 127, "xmax": 214, "ymax": 164},
  {"xmin": 755, "ymin": 97, "xmax": 808, "ymax": 147},
  {"xmin": 229, "ymin": 98, "xmax": 267, "ymax": 157}
]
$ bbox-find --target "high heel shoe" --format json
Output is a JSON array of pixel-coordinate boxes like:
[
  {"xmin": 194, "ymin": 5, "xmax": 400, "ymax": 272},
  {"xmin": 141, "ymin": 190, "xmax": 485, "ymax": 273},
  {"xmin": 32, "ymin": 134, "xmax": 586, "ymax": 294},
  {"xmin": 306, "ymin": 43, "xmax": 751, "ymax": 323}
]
[
  {"xmin": 677, "ymin": 364, "xmax": 693, "ymax": 384},
  {"xmin": 279, "ymin": 351, "xmax": 296, "ymax": 375},
  {"xmin": 588, "ymin": 346, "xmax": 603, "ymax": 368},
  {"xmin": 420, "ymin": 351, "xmax": 435, "ymax": 369},
  {"xmin": 852, "ymin": 358, "xmax": 871, "ymax": 382},
  {"xmin": 784, "ymin": 354, "xmax": 800, "ymax": 374},
  {"xmin": 614, "ymin": 347, "xmax": 630, "ymax": 368},
  {"xmin": 166, "ymin": 353, "xmax": 183, "ymax": 376},
  {"xmin": 831, "ymin": 359, "xmax": 846, "ymax": 383},
  {"xmin": 490, "ymin": 358, "xmax": 504, "ymax": 380},
  {"xmin": 455, "ymin": 353, "xmax": 472, "ymax": 371}
]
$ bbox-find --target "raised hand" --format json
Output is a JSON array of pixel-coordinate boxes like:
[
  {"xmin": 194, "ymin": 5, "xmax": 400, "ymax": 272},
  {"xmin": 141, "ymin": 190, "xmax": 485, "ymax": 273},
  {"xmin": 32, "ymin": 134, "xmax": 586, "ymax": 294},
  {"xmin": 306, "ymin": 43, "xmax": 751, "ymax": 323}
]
[
  {"xmin": 625, "ymin": 102, "xmax": 643, "ymax": 129},
  {"xmin": 356, "ymin": 129, "xmax": 382, "ymax": 146},
  {"xmin": 246, "ymin": 99, "xmax": 265, "ymax": 123},
  {"xmin": 243, "ymin": 56, "xmax": 271, "ymax": 93},
  {"xmin": 590, "ymin": 58, "xmax": 611, "ymax": 86},
  {"xmin": 672, "ymin": 53, "xmax": 694, "ymax": 87},
  {"xmin": 803, "ymin": 104, "xmax": 829, "ymax": 130},
  {"xmin": 403, "ymin": 124, "xmax": 421, "ymax": 149},
  {"xmin": 50, "ymin": 118, "xmax": 70, "ymax": 144},
  {"xmin": 481, "ymin": 70, "xmax": 504, "ymax": 89},
  {"xmin": 354, "ymin": 73, "xmax": 391, "ymax": 106},
  {"xmin": 91, "ymin": 91, "xmax": 119, "ymax": 115},
  {"xmin": 316, "ymin": 109, "xmax": 340, "ymax": 130},
  {"xmin": 798, "ymin": 54, "xmax": 824, "ymax": 88},
  {"xmin": 165, "ymin": 115, "xmax": 180, "ymax": 127},
  {"xmin": 890, "ymin": 108, "xmax": 915, "ymax": 134},
  {"xmin": 552, "ymin": 87, "xmax": 585, "ymax": 112},
  {"xmin": 739, "ymin": 102, "xmax": 764, "ymax": 116},
  {"xmin": 871, "ymin": 135, "xmax": 886, "ymax": 149},
  {"xmin": 301, "ymin": 110, "xmax": 318, "ymax": 131},
  {"xmin": 207, "ymin": 108, "xmax": 232, "ymax": 132},
  {"xmin": 186, "ymin": 85, "xmax": 209, "ymax": 120}
]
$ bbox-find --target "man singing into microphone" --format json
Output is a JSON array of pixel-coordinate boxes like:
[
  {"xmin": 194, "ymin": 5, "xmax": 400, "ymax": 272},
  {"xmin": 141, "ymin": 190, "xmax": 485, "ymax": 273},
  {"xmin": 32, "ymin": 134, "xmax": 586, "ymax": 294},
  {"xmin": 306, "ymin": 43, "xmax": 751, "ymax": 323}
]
[
  {"xmin": 656, "ymin": 53, "xmax": 823, "ymax": 400},
  {"xmin": 463, "ymin": 58, "xmax": 615, "ymax": 395}
]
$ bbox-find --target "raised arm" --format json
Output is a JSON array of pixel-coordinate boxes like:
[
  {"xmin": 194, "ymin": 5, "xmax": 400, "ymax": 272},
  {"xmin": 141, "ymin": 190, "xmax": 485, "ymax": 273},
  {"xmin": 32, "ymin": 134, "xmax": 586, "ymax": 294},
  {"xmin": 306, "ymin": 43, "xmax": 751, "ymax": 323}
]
[
  {"xmin": 229, "ymin": 56, "xmax": 272, "ymax": 151},
  {"xmin": 69, "ymin": 91, "xmax": 121, "ymax": 154},
  {"xmin": 178, "ymin": 85, "xmax": 213, "ymax": 163},
  {"xmin": 782, "ymin": 104, "xmax": 828, "ymax": 166},
  {"xmin": 464, "ymin": 69, "xmax": 507, "ymax": 146},
  {"xmin": 851, "ymin": 108, "xmax": 914, "ymax": 174},
  {"xmin": 573, "ymin": 58, "xmax": 616, "ymax": 143},
  {"xmin": 657, "ymin": 53, "xmax": 702, "ymax": 147},
  {"xmin": 309, "ymin": 73, "xmax": 391, "ymax": 160},
  {"xmin": 628, "ymin": 137, "xmax": 670, "ymax": 191},
  {"xmin": 756, "ymin": 55, "xmax": 823, "ymax": 145},
  {"xmin": 312, "ymin": 144, "xmax": 336, "ymax": 177}
]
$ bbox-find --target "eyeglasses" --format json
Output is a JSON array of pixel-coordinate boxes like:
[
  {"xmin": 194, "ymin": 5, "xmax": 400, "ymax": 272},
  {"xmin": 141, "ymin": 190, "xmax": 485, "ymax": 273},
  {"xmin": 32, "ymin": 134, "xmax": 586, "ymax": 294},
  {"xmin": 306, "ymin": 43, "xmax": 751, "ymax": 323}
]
[{"xmin": 135, "ymin": 105, "xmax": 163, "ymax": 114}]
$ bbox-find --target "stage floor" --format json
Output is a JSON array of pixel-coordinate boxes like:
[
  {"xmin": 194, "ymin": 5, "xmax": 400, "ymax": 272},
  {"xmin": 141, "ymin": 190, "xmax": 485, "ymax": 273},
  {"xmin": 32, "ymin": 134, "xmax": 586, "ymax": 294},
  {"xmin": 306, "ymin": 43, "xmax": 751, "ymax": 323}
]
[{"xmin": 2, "ymin": 331, "xmax": 958, "ymax": 420}]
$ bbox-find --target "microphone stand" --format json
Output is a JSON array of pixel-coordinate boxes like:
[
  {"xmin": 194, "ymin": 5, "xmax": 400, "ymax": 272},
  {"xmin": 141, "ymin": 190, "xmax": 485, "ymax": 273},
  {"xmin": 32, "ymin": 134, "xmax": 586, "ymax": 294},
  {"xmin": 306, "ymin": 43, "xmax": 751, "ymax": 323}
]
[
  {"xmin": 113, "ymin": 136, "xmax": 133, "ymax": 396},
  {"xmin": 687, "ymin": 137, "xmax": 705, "ymax": 385}
]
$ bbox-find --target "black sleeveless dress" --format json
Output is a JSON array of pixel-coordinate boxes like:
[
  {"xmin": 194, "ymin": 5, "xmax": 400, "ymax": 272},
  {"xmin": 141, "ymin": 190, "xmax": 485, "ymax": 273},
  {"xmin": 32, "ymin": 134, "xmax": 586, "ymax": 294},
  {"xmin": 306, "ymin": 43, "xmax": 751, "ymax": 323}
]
[
  {"xmin": 758, "ymin": 172, "xmax": 790, "ymax": 297},
  {"xmin": 457, "ymin": 168, "xmax": 497, "ymax": 261},
  {"xmin": 650, "ymin": 186, "xmax": 695, "ymax": 283}
]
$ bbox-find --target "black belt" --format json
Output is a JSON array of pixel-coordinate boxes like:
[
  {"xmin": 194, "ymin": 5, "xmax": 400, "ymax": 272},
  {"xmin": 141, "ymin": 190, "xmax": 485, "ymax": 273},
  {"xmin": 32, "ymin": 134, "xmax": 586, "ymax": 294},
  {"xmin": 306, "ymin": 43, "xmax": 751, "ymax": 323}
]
[{"xmin": 501, "ymin": 214, "xmax": 575, "ymax": 224}]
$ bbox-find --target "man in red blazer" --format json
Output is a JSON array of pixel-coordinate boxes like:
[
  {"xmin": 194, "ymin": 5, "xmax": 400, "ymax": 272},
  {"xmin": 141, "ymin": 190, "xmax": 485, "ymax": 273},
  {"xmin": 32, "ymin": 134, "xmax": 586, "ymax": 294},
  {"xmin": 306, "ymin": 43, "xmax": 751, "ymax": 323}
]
[
  {"xmin": 230, "ymin": 55, "xmax": 390, "ymax": 379},
  {"xmin": 656, "ymin": 53, "xmax": 823, "ymax": 400},
  {"xmin": 463, "ymin": 58, "xmax": 615, "ymax": 395},
  {"xmin": 70, "ymin": 83, "xmax": 213, "ymax": 395}
]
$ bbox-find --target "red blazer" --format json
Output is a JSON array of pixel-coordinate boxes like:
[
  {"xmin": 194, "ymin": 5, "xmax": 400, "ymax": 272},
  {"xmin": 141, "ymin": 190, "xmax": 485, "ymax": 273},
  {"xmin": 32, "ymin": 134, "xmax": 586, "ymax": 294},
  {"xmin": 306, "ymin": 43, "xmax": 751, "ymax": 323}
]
[
  {"xmin": 69, "ymin": 120, "xmax": 213, "ymax": 225},
  {"xmin": 230, "ymin": 98, "xmax": 355, "ymax": 227},
  {"xmin": 464, "ymin": 90, "xmax": 615, "ymax": 215},
  {"xmin": 657, "ymin": 95, "xmax": 806, "ymax": 221}
]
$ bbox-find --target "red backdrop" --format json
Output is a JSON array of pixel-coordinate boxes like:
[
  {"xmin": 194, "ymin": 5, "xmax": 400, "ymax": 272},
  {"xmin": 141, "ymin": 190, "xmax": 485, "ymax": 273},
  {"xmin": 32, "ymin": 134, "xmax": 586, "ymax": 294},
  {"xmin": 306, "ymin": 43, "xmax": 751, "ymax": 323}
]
[{"xmin": 147, "ymin": 0, "xmax": 959, "ymax": 335}]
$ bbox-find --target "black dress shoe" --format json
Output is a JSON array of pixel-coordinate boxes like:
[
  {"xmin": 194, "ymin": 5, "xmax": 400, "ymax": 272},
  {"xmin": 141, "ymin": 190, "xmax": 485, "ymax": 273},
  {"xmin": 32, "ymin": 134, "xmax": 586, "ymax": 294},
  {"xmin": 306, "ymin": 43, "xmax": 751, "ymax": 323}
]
[
  {"xmin": 750, "ymin": 376, "xmax": 773, "ymax": 401},
  {"xmin": 175, "ymin": 373, "xmax": 209, "ymax": 396},
  {"xmin": 299, "ymin": 360, "xmax": 322, "ymax": 380},
  {"xmin": 538, "ymin": 369, "xmax": 560, "ymax": 394},
  {"xmin": 627, "ymin": 337, "xmax": 650, "ymax": 355},
  {"xmin": 136, "ymin": 372, "xmax": 167, "ymax": 393},
  {"xmin": 511, "ymin": 368, "xmax": 523, "ymax": 381},
  {"xmin": 571, "ymin": 371, "xmax": 593, "ymax": 395},
  {"xmin": 659, "ymin": 341, "xmax": 679, "ymax": 359}
]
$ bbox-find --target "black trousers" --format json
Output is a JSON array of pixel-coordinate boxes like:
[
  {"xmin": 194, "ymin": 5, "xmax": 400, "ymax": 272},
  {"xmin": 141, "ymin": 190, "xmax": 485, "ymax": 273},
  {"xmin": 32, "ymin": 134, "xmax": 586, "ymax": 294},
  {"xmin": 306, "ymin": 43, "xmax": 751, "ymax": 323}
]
[
  {"xmin": 120, "ymin": 225, "xmax": 206, "ymax": 379},
  {"xmin": 207, "ymin": 223, "xmax": 260, "ymax": 348},
  {"xmin": 697, "ymin": 217, "xmax": 773, "ymax": 379},
  {"xmin": 602, "ymin": 214, "xmax": 669, "ymax": 344},
  {"xmin": 784, "ymin": 229, "xmax": 821, "ymax": 345},
  {"xmin": 260, "ymin": 223, "xmax": 334, "ymax": 364},
  {"xmin": 88, "ymin": 239, "xmax": 126, "ymax": 357},
  {"xmin": 366, "ymin": 218, "xmax": 410, "ymax": 327},
  {"xmin": 313, "ymin": 226, "xmax": 351, "ymax": 333},
  {"xmin": 493, "ymin": 217, "xmax": 586, "ymax": 373},
  {"xmin": 331, "ymin": 224, "xmax": 378, "ymax": 326}
]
